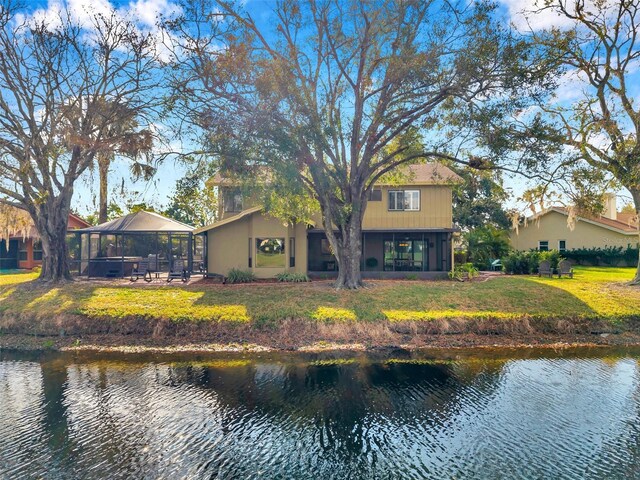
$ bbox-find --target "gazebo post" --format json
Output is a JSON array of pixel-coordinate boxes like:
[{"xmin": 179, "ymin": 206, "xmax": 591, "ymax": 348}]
[
  {"xmin": 188, "ymin": 233, "xmax": 193, "ymax": 274},
  {"xmin": 87, "ymin": 234, "xmax": 91, "ymax": 278},
  {"xmin": 120, "ymin": 233, "xmax": 125, "ymax": 278}
]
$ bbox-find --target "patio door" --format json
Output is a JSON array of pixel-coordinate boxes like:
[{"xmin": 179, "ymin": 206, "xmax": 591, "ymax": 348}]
[{"xmin": 383, "ymin": 238, "xmax": 426, "ymax": 271}]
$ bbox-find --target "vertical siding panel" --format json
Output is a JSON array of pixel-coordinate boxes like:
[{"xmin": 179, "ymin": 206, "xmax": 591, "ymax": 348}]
[{"xmin": 361, "ymin": 184, "xmax": 453, "ymax": 229}]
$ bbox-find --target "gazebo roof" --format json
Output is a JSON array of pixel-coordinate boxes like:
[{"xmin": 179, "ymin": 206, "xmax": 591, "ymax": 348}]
[{"xmin": 77, "ymin": 211, "xmax": 194, "ymax": 233}]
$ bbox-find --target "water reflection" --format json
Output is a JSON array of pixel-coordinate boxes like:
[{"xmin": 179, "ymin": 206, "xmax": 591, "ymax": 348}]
[{"xmin": 1, "ymin": 350, "xmax": 640, "ymax": 479}]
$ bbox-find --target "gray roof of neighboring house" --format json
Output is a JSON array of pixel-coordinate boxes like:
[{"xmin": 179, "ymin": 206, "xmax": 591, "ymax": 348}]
[{"xmin": 77, "ymin": 211, "xmax": 194, "ymax": 233}]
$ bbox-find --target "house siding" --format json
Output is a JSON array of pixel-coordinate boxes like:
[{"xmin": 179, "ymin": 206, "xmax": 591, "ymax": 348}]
[
  {"xmin": 207, "ymin": 212, "xmax": 309, "ymax": 278},
  {"xmin": 363, "ymin": 185, "xmax": 453, "ymax": 229},
  {"xmin": 203, "ymin": 180, "xmax": 456, "ymax": 278},
  {"xmin": 510, "ymin": 210, "xmax": 638, "ymax": 251}
]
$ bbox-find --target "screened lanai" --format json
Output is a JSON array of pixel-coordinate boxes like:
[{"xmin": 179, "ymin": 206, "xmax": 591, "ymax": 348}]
[{"xmin": 70, "ymin": 211, "xmax": 206, "ymax": 278}]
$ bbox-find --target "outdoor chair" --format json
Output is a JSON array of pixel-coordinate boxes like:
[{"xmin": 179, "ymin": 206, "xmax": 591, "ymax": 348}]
[
  {"xmin": 538, "ymin": 260, "xmax": 553, "ymax": 278},
  {"xmin": 147, "ymin": 254, "xmax": 161, "ymax": 280},
  {"xmin": 130, "ymin": 259, "xmax": 152, "ymax": 282},
  {"xmin": 167, "ymin": 259, "xmax": 188, "ymax": 283},
  {"xmin": 558, "ymin": 260, "xmax": 574, "ymax": 278},
  {"xmin": 490, "ymin": 259, "xmax": 502, "ymax": 271}
]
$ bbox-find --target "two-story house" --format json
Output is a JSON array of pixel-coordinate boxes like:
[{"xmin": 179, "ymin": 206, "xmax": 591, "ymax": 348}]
[{"xmin": 194, "ymin": 163, "xmax": 462, "ymax": 278}]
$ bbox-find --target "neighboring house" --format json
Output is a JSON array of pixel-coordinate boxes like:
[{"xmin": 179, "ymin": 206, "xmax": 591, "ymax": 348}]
[
  {"xmin": 510, "ymin": 194, "xmax": 639, "ymax": 252},
  {"xmin": 0, "ymin": 213, "xmax": 89, "ymax": 270},
  {"xmin": 195, "ymin": 164, "xmax": 462, "ymax": 279}
]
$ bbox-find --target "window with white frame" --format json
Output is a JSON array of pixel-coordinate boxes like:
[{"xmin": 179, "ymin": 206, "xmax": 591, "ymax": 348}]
[
  {"xmin": 558, "ymin": 240, "xmax": 566, "ymax": 253},
  {"xmin": 388, "ymin": 190, "xmax": 420, "ymax": 211},
  {"xmin": 538, "ymin": 240, "xmax": 549, "ymax": 251}
]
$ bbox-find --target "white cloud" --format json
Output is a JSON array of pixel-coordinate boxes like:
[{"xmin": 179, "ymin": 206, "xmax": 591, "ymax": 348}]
[
  {"xmin": 125, "ymin": 0, "xmax": 182, "ymax": 30},
  {"xmin": 22, "ymin": 0, "xmax": 183, "ymax": 62},
  {"xmin": 27, "ymin": 0, "xmax": 181, "ymax": 36},
  {"xmin": 498, "ymin": 0, "xmax": 576, "ymax": 31},
  {"xmin": 552, "ymin": 68, "xmax": 590, "ymax": 104},
  {"xmin": 498, "ymin": 0, "xmax": 632, "ymax": 33}
]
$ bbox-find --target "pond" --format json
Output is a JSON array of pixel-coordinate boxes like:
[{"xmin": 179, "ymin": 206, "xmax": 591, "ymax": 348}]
[{"xmin": 2, "ymin": 347, "xmax": 640, "ymax": 479}]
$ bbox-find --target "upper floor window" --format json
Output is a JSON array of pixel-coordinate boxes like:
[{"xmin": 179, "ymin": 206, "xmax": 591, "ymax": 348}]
[
  {"xmin": 538, "ymin": 240, "xmax": 549, "ymax": 251},
  {"xmin": 388, "ymin": 190, "xmax": 420, "ymax": 211},
  {"xmin": 368, "ymin": 187, "xmax": 382, "ymax": 202},
  {"xmin": 223, "ymin": 188, "xmax": 243, "ymax": 213}
]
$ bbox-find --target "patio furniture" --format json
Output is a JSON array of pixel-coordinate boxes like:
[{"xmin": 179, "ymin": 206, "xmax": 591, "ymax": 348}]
[
  {"xmin": 147, "ymin": 254, "xmax": 162, "ymax": 280},
  {"xmin": 490, "ymin": 259, "xmax": 502, "ymax": 271},
  {"xmin": 538, "ymin": 260, "xmax": 553, "ymax": 278},
  {"xmin": 167, "ymin": 259, "xmax": 188, "ymax": 283},
  {"xmin": 71, "ymin": 211, "xmax": 203, "ymax": 278},
  {"xmin": 558, "ymin": 260, "xmax": 574, "ymax": 278},
  {"xmin": 130, "ymin": 259, "xmax": 152, "ymax": 282},
  {"xmin": 323, "ymin": 261, "xmax": 337, "ymax": 271}
]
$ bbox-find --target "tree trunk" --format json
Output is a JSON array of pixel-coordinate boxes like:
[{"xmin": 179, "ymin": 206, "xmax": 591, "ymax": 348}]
[
  {"xmin": 333, "ymin": 221, "xmax": 363, "ymax": 289},
  {"xmin": 98, "ymin": 155, "xmax": 110, "ymax": 224},
  {"xmin": 630, "ymin": 187, "xmax": 640, "ymax": 285},
  {"xmin": 33, "ymin": 196, "xmax": 73, "ymax": 283}
]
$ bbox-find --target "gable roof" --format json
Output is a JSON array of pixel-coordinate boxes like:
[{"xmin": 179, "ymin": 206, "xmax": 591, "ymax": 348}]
[
  {"xmin": 210, "ymin": 163, "xmax": 462, "ymax": 187},
  {"xmin": 8, "ymin": 212, "xmax": 90, "ymax": 239},
  {"xmin": 376, "ymin": 163, "xmax": 462, "ymax": 185},
  {"xmin": 526, "ymin": 207, "xmax": 638, "ymax": 235},
  {"xmin": 193, "ymin": 206, "xmax": 263, "ymax": 234},
  {"xmin": 68, "ymin": 213, "xmax": 91, "ymax": 229},
  {"xmin": 77, "ymin": 211, "xmax": 194, "ymax": 233}
]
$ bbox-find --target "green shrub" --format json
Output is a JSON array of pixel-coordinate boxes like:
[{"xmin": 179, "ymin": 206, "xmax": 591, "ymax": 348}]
[
  {"xmin": 465, "ymin": 226, "xmax": 511, "ymax": 270},
  {"xmin": 449, "ymin": 262, "xmax": 479, "ymax": 281},
  {"xmin": 502, "ymin": 251, "xmax": 532, "ymax": 274},
  {"xmin": 275, "ymin": 272, "xmax": 310, "ymax": 282},
  {"xmin": 502, "ymin": 249, "xmax": 565, "ymax": 274},
  {"xmin": 454, "ymin": 250, "xmax": 468, "ymax": 265},
  {"xmin": 562, "ymin": 244, "xmax": 639, "ymax": 266},
  {"xmin": 365, "ymin": 257, "xmax": 378, "ymax": 268},
  {"xmin": 226, "ymin": 268, "xmax": 256, "ymax": 284},
  {"xmin": 405, "ymin": 273, "xmax": 419, "ymax": 280},
  {"xmin": 539, "ymin": 250, "xmax": 561, "ymax": 270}
]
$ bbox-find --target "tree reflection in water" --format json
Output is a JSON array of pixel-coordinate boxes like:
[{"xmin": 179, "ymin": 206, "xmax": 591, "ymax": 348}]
[{"xmin": 2, "ymin": 350, "xmax": 640, "ymax": 479}]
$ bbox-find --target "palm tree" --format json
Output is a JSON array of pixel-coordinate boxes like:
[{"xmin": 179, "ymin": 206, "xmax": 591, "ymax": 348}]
[{"xmin": 94, "ymin": 99, "xmax": 155, "ymax": 223}]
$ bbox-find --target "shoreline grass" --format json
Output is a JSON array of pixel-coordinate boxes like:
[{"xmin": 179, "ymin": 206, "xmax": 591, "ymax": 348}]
[{"xmin": 0, "ymin": 267, "xmax": 638, "ymax": 343}]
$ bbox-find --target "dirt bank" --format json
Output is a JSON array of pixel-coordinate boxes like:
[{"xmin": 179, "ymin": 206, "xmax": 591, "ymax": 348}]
[{"xmin": 2, "ymin": 312, "xmax": 640, "ymax": 353}]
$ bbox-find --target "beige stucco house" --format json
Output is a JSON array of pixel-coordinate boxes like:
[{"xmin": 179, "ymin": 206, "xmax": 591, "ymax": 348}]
[
  {"xmin": 510, "ymin": 195, "xmax": 639, "ymax": 252},
  {"xmin": 194, "ymin": 164, "xmax": 462, "ymax": 279}
]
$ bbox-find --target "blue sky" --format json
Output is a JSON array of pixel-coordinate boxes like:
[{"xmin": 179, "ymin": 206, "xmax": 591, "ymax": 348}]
[{"xmin": 19, "ymin": 0, "xmax": 640, "ymax": 216}]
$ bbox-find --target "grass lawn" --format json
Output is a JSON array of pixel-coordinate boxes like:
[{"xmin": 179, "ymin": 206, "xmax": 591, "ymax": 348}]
[{"xmin": 0, "ymin": 266, "xmax": 638, "ymax": 326}]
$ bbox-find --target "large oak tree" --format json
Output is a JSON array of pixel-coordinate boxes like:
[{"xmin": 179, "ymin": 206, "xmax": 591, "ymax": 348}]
[
  {"xmin": 170, "ymin": 0, "xmax": 531, "ymax": 288},
  {"xmin": 0, "ymin": 3, "xmax": 161, "ymax": 282}
]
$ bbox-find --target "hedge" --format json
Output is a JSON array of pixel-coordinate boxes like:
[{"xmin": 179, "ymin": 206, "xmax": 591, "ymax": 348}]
[{"xmin": 561, "ymin": 245, "xmax": 638, "ymax": 266}]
